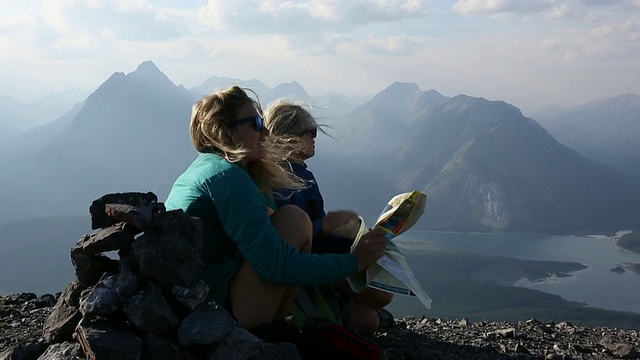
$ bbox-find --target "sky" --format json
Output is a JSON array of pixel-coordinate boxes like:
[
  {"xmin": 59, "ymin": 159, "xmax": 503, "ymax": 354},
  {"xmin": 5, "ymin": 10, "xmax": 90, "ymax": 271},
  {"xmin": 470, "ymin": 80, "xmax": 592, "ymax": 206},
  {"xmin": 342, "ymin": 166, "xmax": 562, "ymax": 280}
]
[{"xmin": 0, "ymin": 0, "xmax": 639, "ymax": 115}]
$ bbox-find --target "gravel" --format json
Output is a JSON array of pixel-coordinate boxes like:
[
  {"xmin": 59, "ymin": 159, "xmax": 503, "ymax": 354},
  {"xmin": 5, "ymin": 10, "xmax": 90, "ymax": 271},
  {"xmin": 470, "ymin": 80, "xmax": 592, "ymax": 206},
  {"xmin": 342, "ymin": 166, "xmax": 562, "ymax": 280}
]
[{"xmin": 2, "ymin": 293, "xmax": 639, "ymax": 359}]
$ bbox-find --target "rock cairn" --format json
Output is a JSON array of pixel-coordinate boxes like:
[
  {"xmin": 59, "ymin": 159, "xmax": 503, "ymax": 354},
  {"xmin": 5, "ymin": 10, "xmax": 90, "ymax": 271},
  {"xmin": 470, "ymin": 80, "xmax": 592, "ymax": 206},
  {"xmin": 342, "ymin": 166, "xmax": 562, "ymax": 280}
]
[{"xmin": 1, "ymin": 192, "xmax": 299, "ymax": 360}]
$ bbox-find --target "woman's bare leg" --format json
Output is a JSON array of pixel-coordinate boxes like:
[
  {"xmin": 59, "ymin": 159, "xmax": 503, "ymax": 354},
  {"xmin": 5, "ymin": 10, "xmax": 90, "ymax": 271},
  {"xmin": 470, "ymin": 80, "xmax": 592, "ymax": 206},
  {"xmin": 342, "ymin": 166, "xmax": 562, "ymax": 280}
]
[
  {"xmin": 350, "ymin": 288, "xmax": 394, "ymax": 335},
  {"xmin": 354, "ymin": 287, "xmax": 394, "ymax": 309},
  {"xmin": 229, "ymin": 205, "xmax": 312, "ymax": 329},
  {"xmin": 349, "ymin": 302, "xmax": 380, "ymax": 335},
  {"xmin": 271, "ymin": 206, "xmax": 312, "ymax": 319}
]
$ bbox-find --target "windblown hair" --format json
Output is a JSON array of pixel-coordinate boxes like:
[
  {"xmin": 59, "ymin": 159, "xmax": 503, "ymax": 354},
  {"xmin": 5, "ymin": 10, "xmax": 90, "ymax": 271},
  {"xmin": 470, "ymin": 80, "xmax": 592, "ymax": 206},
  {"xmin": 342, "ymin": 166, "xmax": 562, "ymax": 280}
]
[
  {"xmin": 263, "ymin": 99, "xmax": 328, "ymax": 139},
  {"xmin": 189, "ymin": 86, "xmax": 304, "ymax": 193}
]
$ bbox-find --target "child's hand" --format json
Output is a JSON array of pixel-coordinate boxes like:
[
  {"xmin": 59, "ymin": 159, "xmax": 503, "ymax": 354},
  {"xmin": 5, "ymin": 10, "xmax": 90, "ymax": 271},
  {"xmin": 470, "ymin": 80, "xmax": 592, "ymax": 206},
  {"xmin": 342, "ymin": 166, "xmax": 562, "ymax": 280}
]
[{"xmin": 322, "ymin": 210, "xmax": 357, "ymax": 235}]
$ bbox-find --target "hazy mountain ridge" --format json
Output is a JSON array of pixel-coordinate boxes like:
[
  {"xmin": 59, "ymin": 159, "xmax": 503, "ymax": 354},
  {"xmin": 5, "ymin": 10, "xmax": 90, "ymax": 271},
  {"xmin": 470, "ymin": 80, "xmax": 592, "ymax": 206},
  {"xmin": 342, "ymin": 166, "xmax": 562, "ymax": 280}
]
[
  {"xmin": 0, "ymin": 101, "xmax": 84, "ymax": 172},
  {"xmin": 0, "ymin": 95, "xmax": 26, "ymax": 137},
  {"xmin": 189, "ymin": 76, "xmax": 362, "ymax": 121},
  {"xmin": 0, "ymin": 61, "xmax": 197, "ymax": 222},
  {"xmin": 1, "ymin": 61, "xmax": 638, "ymax": 233},
  {"xmin": 319, "ymin": 85, "xmax": 640, "ymax": 233},
  {"xmin": 189, "ymin": 75, "xmax": 272, "ymax": 101},
  {"xmin": 0, "ymin": 215, "xmax": 89, "ymax": 294},
  {"xmin": 533, "ymin": 93, "xmax": 640, "ymax": 178},
  {"xmin": 0, "ymin": 89, "xmax": 89, "ymax": 141},
  {"xmin": 424, "ymin": 118, "xmax": 631, "ymax": 233},
  {"xmin": 0, "ymin": 61, "xmax": 360, "ymax": 225}
]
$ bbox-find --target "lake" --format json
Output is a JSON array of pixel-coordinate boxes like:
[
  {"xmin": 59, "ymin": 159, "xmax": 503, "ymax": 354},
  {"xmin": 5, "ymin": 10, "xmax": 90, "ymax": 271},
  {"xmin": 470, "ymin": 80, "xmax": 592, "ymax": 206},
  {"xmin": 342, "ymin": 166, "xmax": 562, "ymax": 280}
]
[{"xmin": 392, "ymin": 230, "xmax": 640, "ymax": 315}]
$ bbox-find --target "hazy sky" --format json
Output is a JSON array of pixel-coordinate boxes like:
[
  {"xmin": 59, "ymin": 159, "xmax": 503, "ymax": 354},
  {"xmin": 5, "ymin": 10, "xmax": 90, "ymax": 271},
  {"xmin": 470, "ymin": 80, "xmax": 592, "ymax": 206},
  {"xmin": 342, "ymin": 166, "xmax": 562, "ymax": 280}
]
[{"xmin": 1, "ymin": 0, "xmax": 639, "ymax": 115}]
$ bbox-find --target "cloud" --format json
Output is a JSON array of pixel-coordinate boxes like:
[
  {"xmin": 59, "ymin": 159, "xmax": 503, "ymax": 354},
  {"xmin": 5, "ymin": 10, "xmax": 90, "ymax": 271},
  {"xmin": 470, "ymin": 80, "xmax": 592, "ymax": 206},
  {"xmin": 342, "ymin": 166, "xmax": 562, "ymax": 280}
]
[
  {"xmin": 306, "ymin": 33, "xmax": 424, "ymax": 57},
  {"xmin": 580, "ymin": 0, "xmax": 626, "ymax": 6},
  {"xmin": 4, "ymin": 0, "xmax": 187, "ymax": 46},
  {"xmin": 451, "ymin": 0, "xmax": 638, "ymax": 19},
  {"xmin": 192, "ymin": 0, "xmax": 429, "ymax": 62},
  {"xmin": 447, "ymin": 0, "xmax": 640, "ymax": 68},
  {"xmin": 298, "ymin": 0, "xmax": 426, "ymax": 23},
  {"xmin": 0, "ymin": 0, "xmax": 195, "ymax": 63},
  {"xmin": 452, "ymin": 0, "xmax": 560, "ymax": 16},
  {"xmin": 198, "ymin": 0, "xmax": 427, "ymax": 32},
  {"xmin": 44, "ymin": 0, "xmax": 187, "ymax": 42},
  {"xmin": 0, "ymin": 0, "xmax": 637, "ymax": 112}
]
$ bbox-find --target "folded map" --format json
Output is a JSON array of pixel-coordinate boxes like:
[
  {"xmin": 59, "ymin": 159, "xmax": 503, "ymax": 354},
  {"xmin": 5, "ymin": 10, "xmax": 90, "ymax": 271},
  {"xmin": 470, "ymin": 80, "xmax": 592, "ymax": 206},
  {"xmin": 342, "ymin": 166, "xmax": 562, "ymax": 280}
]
[{"xmin": 333, "ymin": 190, "xmax": 432, "ymax": 310}]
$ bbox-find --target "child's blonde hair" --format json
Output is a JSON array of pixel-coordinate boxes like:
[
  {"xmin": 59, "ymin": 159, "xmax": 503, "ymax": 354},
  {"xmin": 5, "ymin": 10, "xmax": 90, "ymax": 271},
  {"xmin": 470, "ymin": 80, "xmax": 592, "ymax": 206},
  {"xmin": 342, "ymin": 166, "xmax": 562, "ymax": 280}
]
[{"xmin": 264, "ymin": 99, "xmax": 330, "ymax": 139}]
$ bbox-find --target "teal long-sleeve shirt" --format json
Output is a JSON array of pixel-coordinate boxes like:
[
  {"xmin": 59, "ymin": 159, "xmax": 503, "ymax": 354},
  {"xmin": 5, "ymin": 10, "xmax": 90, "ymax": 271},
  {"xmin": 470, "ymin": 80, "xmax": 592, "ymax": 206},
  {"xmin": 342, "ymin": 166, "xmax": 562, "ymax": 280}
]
[{"xmin": 165, "ymin": 153, "xmax": 358, "ymax": 305}]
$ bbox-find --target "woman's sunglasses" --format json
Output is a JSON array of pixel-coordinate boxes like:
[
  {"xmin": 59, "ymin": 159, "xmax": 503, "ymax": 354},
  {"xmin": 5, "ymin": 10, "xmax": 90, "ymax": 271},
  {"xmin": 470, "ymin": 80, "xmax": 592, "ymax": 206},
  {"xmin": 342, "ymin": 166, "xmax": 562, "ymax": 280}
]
[{"xmin": 231, "ymin": 115, "xmax": 264, "ymax": 131}]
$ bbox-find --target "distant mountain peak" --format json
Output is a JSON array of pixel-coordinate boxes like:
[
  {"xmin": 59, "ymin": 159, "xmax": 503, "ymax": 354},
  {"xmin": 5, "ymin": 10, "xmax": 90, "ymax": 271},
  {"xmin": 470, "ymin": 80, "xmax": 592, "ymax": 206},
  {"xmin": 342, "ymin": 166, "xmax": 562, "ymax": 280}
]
[
  {"xmin": 443, "ymin": 95, "xmax": 522, "ymax": 117},
  {"xmin": 589, "ymin": 92, "xmax": 640, "ymax": 110},
  {"xmin": 272, "ymin": 81, "xmax": 306, "ymax": 93},
  {"xmin": 371, "ymin": 82, "xmax": 420, "ymax": 105},
  {"xmin": 271, "ymin": 81, "xmax": 310, "ymax": 102},
  {"xmin": 363, "ymin": 82, "xmax": 448, "ymax": 121},
  {"xmin": 279, "ymin": 80, "xmax": 302, "ymax": 86},
  {"xmin": 128, "ymin": 61, "xmax": 175, "ymax": 85},
  {"xmin": 387, "ymin": 81, "xmax": 420, "ymax": 91},
  {"xmin": 193, "ymin": 76, "xmax": 269, "ymax": 98},
  {"xmin": 81, "ymin": 60, "xmax": 182, "ymax": 103},
  {"xmin": 134, "ymin": 60, "xmax": 161, "ymax": 74}
]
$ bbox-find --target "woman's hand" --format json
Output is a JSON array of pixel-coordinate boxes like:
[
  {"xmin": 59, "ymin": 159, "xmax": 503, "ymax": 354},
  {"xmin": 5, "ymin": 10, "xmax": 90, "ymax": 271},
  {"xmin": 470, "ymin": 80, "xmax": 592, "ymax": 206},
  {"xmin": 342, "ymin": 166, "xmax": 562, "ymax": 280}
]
[
  {"xmin": 322, "ymin": 210, "xmax": 356, "ymax": 235},
  {"xmin": 352, "ymin": 228, "xmax": 386, "ymax": 271}
]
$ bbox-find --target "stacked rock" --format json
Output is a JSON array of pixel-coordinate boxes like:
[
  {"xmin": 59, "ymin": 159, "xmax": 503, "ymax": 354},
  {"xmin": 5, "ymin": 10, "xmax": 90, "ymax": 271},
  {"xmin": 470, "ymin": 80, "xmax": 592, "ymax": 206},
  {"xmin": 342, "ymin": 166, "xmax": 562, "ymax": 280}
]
[{"xmin": 19, "ymin": 192, "xmax": 299, "ymax": 360}]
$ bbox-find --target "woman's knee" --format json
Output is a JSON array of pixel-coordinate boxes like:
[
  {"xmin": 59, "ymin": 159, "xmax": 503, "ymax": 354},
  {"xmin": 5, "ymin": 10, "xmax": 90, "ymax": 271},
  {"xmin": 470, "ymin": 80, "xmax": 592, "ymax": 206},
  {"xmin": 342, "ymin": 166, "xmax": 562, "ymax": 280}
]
[
  {"xmin": 230, "ymin": 260, "xmax": 286, "ymax": 328},
  {"xmin": 272, "ymin": 205, "xmax": 312, "ymax": 228},
  {"xmin": 349, "ymin": 303, "xmax": 380, "ymax": 336},
  {"xmin": 373, "ymin": 290, "xmax": 394, "ymax": 308},
  {"xmin": 354, "ymin": 288, "xmax": 394, "ymax": 309},
  {"xmin": 271, "ymin": 205, "xmax": 312, "ymax": 250}
]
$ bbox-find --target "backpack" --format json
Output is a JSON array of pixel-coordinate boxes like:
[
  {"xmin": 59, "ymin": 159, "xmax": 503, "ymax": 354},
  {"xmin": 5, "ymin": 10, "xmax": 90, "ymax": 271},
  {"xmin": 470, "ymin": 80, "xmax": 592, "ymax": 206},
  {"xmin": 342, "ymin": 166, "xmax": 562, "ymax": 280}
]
[
  {"xmin": 289, "ymin": 283, "xmax": 355, "ymax": 330},
  {"xmin": 250, "ymin": 283, "xmax": 382, "ymax": 360},
  {"xmin": 299, "ymin": 320, "xmax": 382, "ymax": 360}
]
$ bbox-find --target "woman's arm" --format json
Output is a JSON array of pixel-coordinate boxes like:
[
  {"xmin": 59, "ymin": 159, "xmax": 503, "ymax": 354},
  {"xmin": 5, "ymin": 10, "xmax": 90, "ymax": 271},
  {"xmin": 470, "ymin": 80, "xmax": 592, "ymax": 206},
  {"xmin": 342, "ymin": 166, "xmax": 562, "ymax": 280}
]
[{"xmin": 204, "ymin": 166, "xmax": 358, "ymax": 286}]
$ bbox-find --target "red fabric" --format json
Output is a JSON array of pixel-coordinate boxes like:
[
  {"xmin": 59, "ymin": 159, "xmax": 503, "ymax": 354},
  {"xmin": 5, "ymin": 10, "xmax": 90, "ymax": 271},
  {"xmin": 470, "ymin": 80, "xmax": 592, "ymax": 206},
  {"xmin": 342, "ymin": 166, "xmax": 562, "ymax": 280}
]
[{"xmin": 305, "ymin": 323, "xmax": 382, "ymax": 360}]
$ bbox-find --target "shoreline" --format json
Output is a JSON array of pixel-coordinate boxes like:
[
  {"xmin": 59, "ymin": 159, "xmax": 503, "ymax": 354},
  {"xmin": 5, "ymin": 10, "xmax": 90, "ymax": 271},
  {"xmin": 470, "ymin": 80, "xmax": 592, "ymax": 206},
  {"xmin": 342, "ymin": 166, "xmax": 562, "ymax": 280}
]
[
  {"xmin": 410, "ymin": 229, "xmax": 640, "ymax": 255},
  {"xmin": 410, "ymin": 228, "xmax": 630, "ymax": 238},
  {"xmin": 612, "ymin": 230, "xmax": 640, "ymax": 255}
]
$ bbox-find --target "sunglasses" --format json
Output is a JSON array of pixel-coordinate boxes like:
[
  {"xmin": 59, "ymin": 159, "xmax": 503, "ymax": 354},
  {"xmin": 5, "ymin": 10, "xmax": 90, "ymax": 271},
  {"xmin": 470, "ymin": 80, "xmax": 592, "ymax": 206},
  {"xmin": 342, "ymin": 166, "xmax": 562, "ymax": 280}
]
[
  {"xmin": 231, "ymin": 115, "xmax": 264, "ymax": 132},
  {"xmin": 299, "ymin": 128, "xmax": 317, "ymax": 138}
]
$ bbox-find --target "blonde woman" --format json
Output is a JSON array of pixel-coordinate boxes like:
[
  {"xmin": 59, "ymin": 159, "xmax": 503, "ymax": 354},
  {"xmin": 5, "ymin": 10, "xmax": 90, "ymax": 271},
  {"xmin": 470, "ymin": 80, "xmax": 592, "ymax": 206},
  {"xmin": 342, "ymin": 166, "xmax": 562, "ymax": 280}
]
[
  {"xmin": 165, "ymin": 87, "xmax": 386, "ymax": 330},
  {"xmin": 264, "ymin": 100, "xmax": 394, "ymax": 335}
]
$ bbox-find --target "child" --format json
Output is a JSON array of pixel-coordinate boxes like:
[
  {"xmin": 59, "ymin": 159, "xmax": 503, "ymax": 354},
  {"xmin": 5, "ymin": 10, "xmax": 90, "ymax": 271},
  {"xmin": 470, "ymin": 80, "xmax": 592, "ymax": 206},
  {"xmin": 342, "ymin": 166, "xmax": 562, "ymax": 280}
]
[{"xmin": 265, "ymin": 100, "xmax": 394, "ymax": 335}]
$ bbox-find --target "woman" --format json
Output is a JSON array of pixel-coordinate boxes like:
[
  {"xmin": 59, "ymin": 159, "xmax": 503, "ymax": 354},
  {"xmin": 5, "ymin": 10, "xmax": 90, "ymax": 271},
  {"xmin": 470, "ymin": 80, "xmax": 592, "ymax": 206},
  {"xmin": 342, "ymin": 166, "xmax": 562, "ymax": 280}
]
[
  {"xmin": 264, "ymin": 100, "xmax": 394, "ymax": 335},
  {"xmin": 165, "ymin": 86, "xmax": 386, "ymax": 330}
]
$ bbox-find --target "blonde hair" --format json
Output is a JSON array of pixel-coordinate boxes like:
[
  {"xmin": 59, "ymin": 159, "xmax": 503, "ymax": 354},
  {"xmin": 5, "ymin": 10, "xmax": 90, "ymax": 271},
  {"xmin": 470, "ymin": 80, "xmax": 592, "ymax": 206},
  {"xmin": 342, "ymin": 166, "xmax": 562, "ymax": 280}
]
[
  {"xmin": 265, "ymin": 99, "xmax": 318, "ymax": 137},
  {"xmin": 189, "ymin": 86, "xmax": 304, "ymax": 193},
  {"xmin": 264, "ymin": 99, "xmax": 328, "ymax": 139}
]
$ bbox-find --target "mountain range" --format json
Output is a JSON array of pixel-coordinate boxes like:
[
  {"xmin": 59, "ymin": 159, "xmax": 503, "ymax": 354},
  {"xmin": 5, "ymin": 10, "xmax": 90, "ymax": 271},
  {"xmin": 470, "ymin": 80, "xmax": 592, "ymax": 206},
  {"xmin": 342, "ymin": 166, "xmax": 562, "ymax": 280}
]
[
  {"xmin": 1, "ymin": 60, "xmax": 639, "ymax": 235},
  {"xmin": 0, "ymin": 89, "xmax": 89, "ymax": 142},
  {"xmin": 533, "ymin": 93, "xmax": 640, "ymax": 179},
  {"xmin": 0, "ymin": 62, "xmax": 195, "ymax": 221},
  {"xmin": 315, "ymin": 83, "xmax": 640, "ymax": 233}
]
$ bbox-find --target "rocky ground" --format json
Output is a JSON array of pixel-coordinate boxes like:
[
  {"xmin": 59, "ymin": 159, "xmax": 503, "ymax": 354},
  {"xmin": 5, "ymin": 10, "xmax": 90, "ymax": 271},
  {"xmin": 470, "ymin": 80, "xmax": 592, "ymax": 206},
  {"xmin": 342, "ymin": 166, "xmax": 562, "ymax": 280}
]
[{"xmin": 1, "ymin": 293, "xmax": 639, "ymax": 360}]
